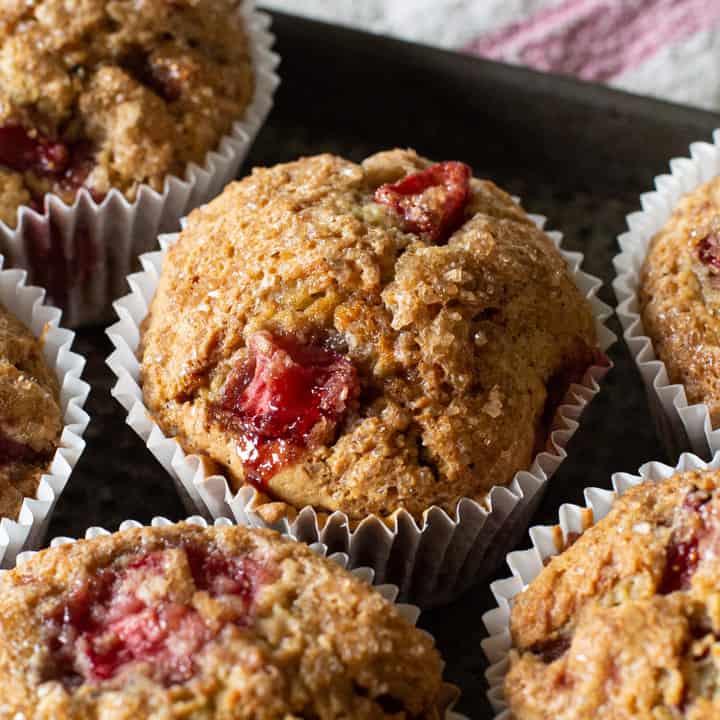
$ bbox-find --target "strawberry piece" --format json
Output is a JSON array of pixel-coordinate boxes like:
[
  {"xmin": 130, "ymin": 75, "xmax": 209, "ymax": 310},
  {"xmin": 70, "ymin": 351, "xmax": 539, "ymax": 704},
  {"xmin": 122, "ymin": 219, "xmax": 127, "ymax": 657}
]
[
  {"xmin": 531, "ymin": 636, "xmax": 570, "ymax": 663},
  {"xmin": 659, "ymin": 489, "xmax": 713, "ymax": 594},
  {"xmin": 0, "ymin": 125, "xmax": 70, "ymax": 175},
  {"xmin": 374, "ymin": 161, "xmax": 471, "ymax": 243},
  {"xmin": 44, "ymin": 544, "xmax": 270, "ymax": 687},
  {"xmin": 212, "ymin": 331, "xmax": 359, "ymax": 486},
  {"xmin": 86, "ymin": 603, "xmax": 209, "ymax": 683},
  {"xmin": 0, "ymin": 126, "xmax": 101, "ymax": 208},
  {"xmin": 147, "ymin": 59, "xmax": 183, "ymax": 102},
  {"xmin": 698, "ymin": 231, "xmax": 720, "ymax": 271},
  {"xmin": 184, "ymin": 543, "xmax": 262, "ymax": 602}
]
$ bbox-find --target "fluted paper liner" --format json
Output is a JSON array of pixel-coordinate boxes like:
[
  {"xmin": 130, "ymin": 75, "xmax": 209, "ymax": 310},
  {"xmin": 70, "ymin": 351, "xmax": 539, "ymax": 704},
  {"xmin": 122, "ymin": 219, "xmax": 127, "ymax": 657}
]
[
  {"xmin": 107, "ymin": 209, "xmax": 614, "ymax": 607},
  {"xmin": 614, "ymin": 128, "xmax": 720, "ymax": 459},
  {"xmin": 481, "ymin": 451, "xmax": 720, "ymax": 718},
  {"xmin": 0, "ymin": 258, "xmax": 89, "ymax": 566},
  {"xmin": 6, "ymin": 515, "xmax": 465, "ymax": 719},
  {"xmin": 0, "ymin": 2, "xmax": 279, "ymax": 328}
]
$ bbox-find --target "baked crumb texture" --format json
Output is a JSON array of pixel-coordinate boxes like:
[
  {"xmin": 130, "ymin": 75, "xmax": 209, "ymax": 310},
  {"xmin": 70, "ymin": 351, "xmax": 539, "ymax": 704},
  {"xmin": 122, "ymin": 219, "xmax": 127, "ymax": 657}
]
[
  {"xmin": 0, "ymin": 0, "xmax": 254, "ymax": 227},
  {"xmin": 0, "ymin": 302, "xmax": 61, "ymax": 518},
  {"xmin": 140, "ymin": 149, "xmax": 597, "ymax": 521},
  {"xmin": 506, "ymin": 469, "xmax": 720, "ymax": 719},
  {"xmin": 641, "ymin": 176, "xmax": 720, "ymax": 427},
  {"xmin": 0, "ymin": 523, "xmax": 448, "ymax": 719}
]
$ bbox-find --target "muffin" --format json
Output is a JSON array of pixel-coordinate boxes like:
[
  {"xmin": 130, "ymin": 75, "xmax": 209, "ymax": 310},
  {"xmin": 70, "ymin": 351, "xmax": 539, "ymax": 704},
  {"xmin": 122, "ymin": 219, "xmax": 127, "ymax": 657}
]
[
  {"xmin": 640, "ymin": 176, "xmax": 720, "ymax": 426},
  {"xmin": 0, "ymin": 302, "xmax": 62, "ymax": 519},
  {"xmin": 505, "ymin": 468, "xmax": 720, "ymax": 718},
  {"xmin": 0, "ymin": 0, "xmax": 254, "ymax": 227},
  {"xmin": 0, "ymin": 521, "xmax": 451, "ymax": 718},
  {"xmin": 139, "ymin": 149, "xmax": 598, "ymax": 523}
]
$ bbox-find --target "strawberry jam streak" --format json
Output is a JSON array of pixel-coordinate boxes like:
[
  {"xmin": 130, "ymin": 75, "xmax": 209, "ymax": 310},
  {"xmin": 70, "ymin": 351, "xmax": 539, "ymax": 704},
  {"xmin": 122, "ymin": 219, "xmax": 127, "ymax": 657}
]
[
  {"xmin": 44, "ymin": 544, "xmax": 268, "ymax": 687},
  {"xmin": 659, "ymin": 488, "xmax": 713, "ymax": 594},
  {"xmin": 212, "ymin": 331, "xmax": 359, "ymax": 487},
  {"xmin": 373, "ymin": 161, "xmax": 471, "ymax": 243},
  {"xmin": 698, "ymin": 231, "xmax": 720, "ymax": 271}
]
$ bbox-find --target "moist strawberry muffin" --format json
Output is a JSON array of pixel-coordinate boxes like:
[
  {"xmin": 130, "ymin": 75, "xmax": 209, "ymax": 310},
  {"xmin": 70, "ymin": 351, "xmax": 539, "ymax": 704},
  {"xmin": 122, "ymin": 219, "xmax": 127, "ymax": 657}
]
[
  {"xmin": 641, "ymin": 177, "xmax": 720, "ymax": 426},
  {"xmin": 0, "ymin": 0, "xmax": 254, "ymax": 227},
  {"xmin": 140, "ymin": 149, "xmax": 597, "ymax": 522},
  {"xmin": 0, "ymin": 522, "xmax": 451, "ymax": 718},
  {"xmin": 0, "ymin": 303, "xmax": 61, "ymax": 518},
  {"xmin": 505, "ymin": 469, "xmax": 720, "ymax": 719}
]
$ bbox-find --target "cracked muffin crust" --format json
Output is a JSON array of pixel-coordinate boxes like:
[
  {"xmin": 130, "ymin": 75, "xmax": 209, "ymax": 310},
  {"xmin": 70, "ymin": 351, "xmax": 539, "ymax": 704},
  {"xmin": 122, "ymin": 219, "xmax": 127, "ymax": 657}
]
[
  {"xmin": 505, "ymin": 469, "xmax": 720, "ymax": 719},
  {"xmin": 0, "ymin": 302, "xmax": 61, "ymax": 519},
  {"xmin": 0, "ymin": 522, "xmax": 450, "ymax": 719},
  {"xmin": 140, "ymin": 149, "xmax": 597, "ymax": 522},
  {"xmin": 0, "ymin": 0, "xmax": 254, "ymax": 227},
  {"xmin": 641, "ymin": 176, "xmax": 720, "ymax": 427}
]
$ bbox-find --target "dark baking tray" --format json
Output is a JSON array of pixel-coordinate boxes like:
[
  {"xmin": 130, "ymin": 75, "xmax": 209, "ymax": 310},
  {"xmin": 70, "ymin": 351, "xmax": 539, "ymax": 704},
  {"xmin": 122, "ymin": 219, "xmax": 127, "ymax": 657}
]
[{"xmin": 45, "ymin": 11, "xmax": 720, "ymax": 718}]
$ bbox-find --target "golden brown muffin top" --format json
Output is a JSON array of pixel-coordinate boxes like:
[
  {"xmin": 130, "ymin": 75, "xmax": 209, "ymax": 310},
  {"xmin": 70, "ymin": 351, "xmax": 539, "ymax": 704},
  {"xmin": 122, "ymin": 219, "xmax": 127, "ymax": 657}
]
[
  {"xmin": 506, "ymin": 469, "xmax": 720, "ymax": 719},
  {"xmin": 140, "ymin": 149, "xmax": 597, "ymax": 522},
  {"xmin": 0, "ymin": 0, "xmax": 254, "ymax": 226},
  {"xmin": 641, "ymin": 176, "xmax": 720, "ymax": 426},
  {"xmin": 0, "ymin": 522, "xmax": 450, "ymax": 718},
  {"xmin": 0, "ymin": 302, "xmax": 61, "ymax": 518}
]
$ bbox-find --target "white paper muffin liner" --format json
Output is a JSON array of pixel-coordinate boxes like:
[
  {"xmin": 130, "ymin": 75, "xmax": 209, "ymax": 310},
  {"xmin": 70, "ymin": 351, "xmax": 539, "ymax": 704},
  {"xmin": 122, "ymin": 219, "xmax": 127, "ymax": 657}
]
[
  {"xmin": 481, "ymin": 450, "xmax": 720, "ymax": 718},
  {"xmin": 614, "ymin": 128, "xmax": 720, "ymax": 460},
  {"xmin": 6, "ymin": 514, "xmax": 466, "ymax": 720},
  {"xmin": 0, "ymin": 2, "xmax": 279, "ymax": 329},
  {"xmin": 107, "ymin": 209, "xmax": 614, "ymax": 608},
  {"xmin": 0, "ymin": 258, "xmax": 89, "ymax": 566}
]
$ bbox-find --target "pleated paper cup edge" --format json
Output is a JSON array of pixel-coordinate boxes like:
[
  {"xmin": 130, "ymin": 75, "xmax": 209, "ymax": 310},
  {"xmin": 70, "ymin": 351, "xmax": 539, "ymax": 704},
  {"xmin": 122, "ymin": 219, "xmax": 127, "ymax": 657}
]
[
  {"xmin": 612, "ymin": 128, "xmax": 720, "ymax": 459},
  {"xmin": 0, "ymin": 258, "xmax": 90, "ymax": 567},
  {"xmin": 481, "ymin": 450, "xmax": 720, "ymax": 717},
  {"xmin": 5, "ymin": 514, "xmax": 466, "ymax": 719},
  {"xmin": 106, "ymin": 208, "xmax": 614, "ymax": 605},
  {"xmin": 0, "ymin": 1, "xmax": 280, "ymax": 328}
]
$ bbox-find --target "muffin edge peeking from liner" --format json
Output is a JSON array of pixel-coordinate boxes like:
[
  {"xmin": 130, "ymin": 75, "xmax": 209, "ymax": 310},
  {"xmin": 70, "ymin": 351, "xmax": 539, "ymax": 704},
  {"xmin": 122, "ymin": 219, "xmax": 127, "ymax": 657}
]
[
  {"xmin": 5, "ymin": 514, "xmax": 467, "ymax": 720},
  {"xmin": 0, "ymin": 258, "xmax": 89, "ymax": 565},
  {"xmin": 481, "ymin": 450, "xmax": 720, "ymax": 719},
  {"xmin": 106, "ymin": 202, "xmax": 614, "ymax": 607},
  {"xmin": 614, "ymin": 128, "xmax": 720, "ymax": 460},
  {"xmin": 0, "ymin": 2, "xmax": 280, "ymax": 329}
]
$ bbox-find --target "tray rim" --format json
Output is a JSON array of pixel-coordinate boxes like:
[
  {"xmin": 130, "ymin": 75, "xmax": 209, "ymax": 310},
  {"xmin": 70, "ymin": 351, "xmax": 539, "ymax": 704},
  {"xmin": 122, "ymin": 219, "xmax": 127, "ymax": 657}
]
[{"xmin": 264, "ymin": 6, "xmax": 720, "ymax": 131}]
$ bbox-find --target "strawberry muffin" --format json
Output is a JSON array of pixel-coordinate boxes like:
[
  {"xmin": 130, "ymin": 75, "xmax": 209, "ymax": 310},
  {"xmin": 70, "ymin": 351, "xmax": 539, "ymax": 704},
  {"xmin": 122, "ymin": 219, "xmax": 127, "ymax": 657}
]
[
  {"xmin": 505, "ymin": 469, "xmax": 720, "ymax": 719},
  {"xmin": 641, "ymin": 177, "xmax": 720, "ymax": 426},
  {"xmin": 140, "ymin": 149, "xmax": 598, "ymax": 522},
  {"xmin": 0, "ymin": 0, "xmax": 254, "ymax": 227},
  {"xmin": 0, "ymin": 302, "xmax": 61, "ymax": 518},
  {"xmin": 0, "ymin": 522, "xmax": 451, "ymax": 718}
]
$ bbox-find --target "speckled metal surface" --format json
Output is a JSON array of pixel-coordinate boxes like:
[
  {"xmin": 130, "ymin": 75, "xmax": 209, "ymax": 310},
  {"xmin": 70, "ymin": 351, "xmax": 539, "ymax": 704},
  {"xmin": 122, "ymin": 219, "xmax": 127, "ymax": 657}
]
[{"xmin": 45, "ymin": 12, "xmax": 720, "ymax": 719}]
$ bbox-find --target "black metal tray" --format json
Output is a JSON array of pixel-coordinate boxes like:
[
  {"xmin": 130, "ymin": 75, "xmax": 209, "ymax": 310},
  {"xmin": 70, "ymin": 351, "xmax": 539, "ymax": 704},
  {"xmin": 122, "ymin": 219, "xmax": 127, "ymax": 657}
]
[{"xmin": 48, "ymin": 11, "xmax": 720, "ymax": 718}]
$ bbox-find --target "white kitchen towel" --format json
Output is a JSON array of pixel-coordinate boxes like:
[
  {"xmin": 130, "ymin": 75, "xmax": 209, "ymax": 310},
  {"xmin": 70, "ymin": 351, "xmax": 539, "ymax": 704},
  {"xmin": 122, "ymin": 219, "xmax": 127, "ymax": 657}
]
[{"xmin": 265, "ymin": 0, "xmax": 720, "ymax": 111}]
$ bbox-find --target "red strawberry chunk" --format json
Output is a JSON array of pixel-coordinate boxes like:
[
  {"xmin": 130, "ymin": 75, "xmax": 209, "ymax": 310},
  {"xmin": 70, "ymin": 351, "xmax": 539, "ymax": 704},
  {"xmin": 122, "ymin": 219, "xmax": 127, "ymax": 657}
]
[
  {"xmin": 659, "ymin": 489, "xmax": 713, "ymax": 594},
  {"xmin": 148, "ymin": 60, "xmax": 183, "ymax": 102},
  {"xmin": 44, "ymin": 544, "xmax": 271, "ymax": 687},
  {"xmin": 0, "ymin": 126, "xmax": 101, "ymax": 207},
  {"xmin": 374, "ymin": 161, "xmax": 471, "ymax": 243},
  {"xmin": 212, "ymin": 331, "xmax": 359, "ymax": 486},
  {"xmin": 85, "ymin": 603, "xmax": 209, "ymax": 683},
  {"xmin": 531, "ymin": 636, "xmax": 570, "ymax": 663},
  {"xmin": 698, "ymin": 231, "xmax": 720, "ymax": 271},
  {"xmin": 0, "ymin": 125, "xmax": 70, "ymax": 175}
]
